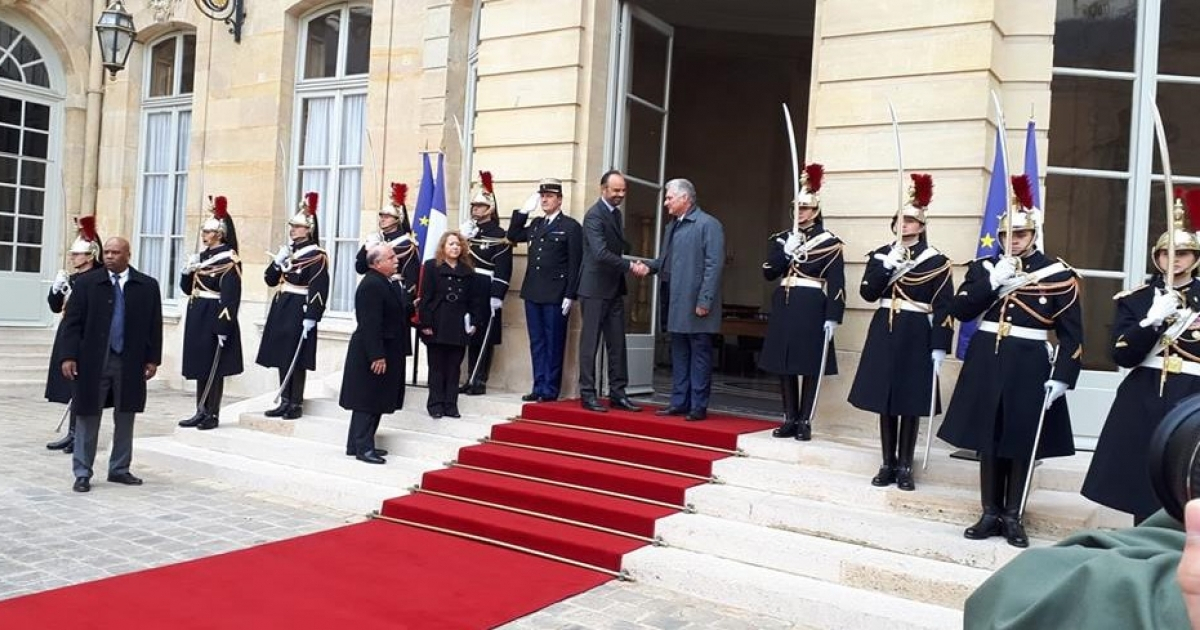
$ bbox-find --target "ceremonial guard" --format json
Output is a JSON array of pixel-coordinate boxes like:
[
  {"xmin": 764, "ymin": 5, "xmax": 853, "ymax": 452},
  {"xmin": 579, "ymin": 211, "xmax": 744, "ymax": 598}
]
[
  {"xmin": 178, "ymin": 196, "xmax": 243, "ymax": 431},
  {"xmin": 1082, "ymin": 189, "xmax": 1200, "ymax": 523},
  {"xmin": 256, "ymin": 192, "xmax": 330, "ymax": 419},
  {"xmin": 44, "ymin": 217, "xmax": 103, "ymax": 453},
  {"xmin": 937, "ymin": 175, "xmax": 1083, "ymax": 548},
  {"xmin": 848, "ymin": 175, "xmax": 954, "ymax": 491},
  {"xmin": 507, "ymin": 178, "xmax": 583, "ymax": 402},
  {"xmin": 417, "ymin": 231, "xmax": 484, "ymax": 418},
  {"xmin": 458, "ymin": 172, "xmax": 513, "ymax": 395},
  {"xmin": 357, "ymin": 182, "xmax": 420, "ymax": 298},
  {"xmin": 759, "ymin": 164, "xmax": 845, "ymax": 442}
]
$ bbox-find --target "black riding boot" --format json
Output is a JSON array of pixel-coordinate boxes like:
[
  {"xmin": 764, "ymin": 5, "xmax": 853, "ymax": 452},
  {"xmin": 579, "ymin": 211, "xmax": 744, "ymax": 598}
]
[
  {"xmin": 964, "ymin": 455, "xmax": 1004, "ymax": 539},
  {"xmin": 1001, "ymin": 457, "xmax": 1032, "ymax": 548},
  {"xmin": 264, "ymin": 369, "xmax": 290, "ymax": 417},
  {"xmin": 772, "ymin": 375, "xmax": 801, "ymax": 438},
  {"xmin": 197, "ymin": 378, "xmax": 223, "ymax": 430},
  {"xmin": 895, "ymin": 415, "xmax": 920, "ymax": 491},
  {"xmin": 871, "ymin": 415, "xmax": 898, "ymax": 486},
  {"xmin": 46, "ymin": 414, "xmax": 75, "ymax": 451},
  {"xmin": 179, "ymin": 385, "xmax": 208, "ymax": 427},
  {"xmin": 284, "ymin": 370, "xmax": 306, "ymax": 419},
  {"xmin": 795, "ymin": 375, "xmax": 818, "ymax": 441}
]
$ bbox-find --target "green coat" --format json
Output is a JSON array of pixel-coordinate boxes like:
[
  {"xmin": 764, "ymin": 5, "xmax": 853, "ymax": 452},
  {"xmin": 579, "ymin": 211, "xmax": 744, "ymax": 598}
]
[{"xmin": 965, "ymin": 511, "xmax": 1188, "ymax": 629}]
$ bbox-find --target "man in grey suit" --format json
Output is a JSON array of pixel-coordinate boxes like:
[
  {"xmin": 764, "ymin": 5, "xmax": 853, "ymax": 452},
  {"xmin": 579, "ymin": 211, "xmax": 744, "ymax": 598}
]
[
  {"xmin": 643, "ymin": 179, "xmax": 725, "ymax": 421},
  {"xmin": 577, "ymin": 170, "xmax": 646, "ymax": 413}
]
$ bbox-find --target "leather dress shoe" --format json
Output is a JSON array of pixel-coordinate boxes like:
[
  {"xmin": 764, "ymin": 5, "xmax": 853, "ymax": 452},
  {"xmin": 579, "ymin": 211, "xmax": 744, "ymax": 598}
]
[
  {"xmin": 685, "ymin": 409, "xmax": 707, "ymax": 422},
  {"xmin": 73, "ymin": 477, "xmax": 90, "ymax": 493},
  {"xmin": 521, "ymin": 392, "xmax": 541, "ymax": 402},
  {"xmin": 581, "ymin": 398, "xmax": 607, "ymax": 413},
  {"xmin": 964, "ymin": 509, "xmax": 1003, "ymax": 540},
  {"xmin": 46, "ymin": 433, "xmax": 74, "ymax": 450},
  {"xmin": 794, "ymin": 419, "xmax": 812, "ymax": 441},
  {"xmin": 356, "ymin": 451, "xmax": 386, "ymax": 465},
  {"xmin": 870, "ymin": 465, "xmax": 896, "ymax": 487},
  {"xmin": 62, "ymin": 441, "xmax": 74, "ymax": 455},
  {"xmin": 1000, "ymin": 512, "xmax": 1029, "ymax": 548},
  {"xmin": 197, "ymin": 415, "xmax": 220, "ymax": 431},
  {"xmin": 445, "ymin": 411, "xmax": 462, "ymax": 418},
  {"xmin": 609, "ymin": 397, "xmax": 642, "ymax": 412},
  {"xmin": 263, "ymin": 401, "xmax": 289, "ymax": 417},
  {"xmin": 655, "ymin": 406, "xmax": 687, "ymax": 417},
  {"xmin": 539, "ymin": 395, "xmax": 558, "ymax": 402},
  {"xmin": 178, "ymin": 410, "xmax": 206, "ymax": 428},
  {"xmin": 107, "ymin": 472, "xmax": 143, "ymax": 486},
  {"xmin": 347, "ymin": 447, "xmax": 390, "ymax": 457},
  {"xmin": 464, "ymin": 384, "xmax": 486, "ymax": 396},
  {"xmin": 430, "ymin": 411, "xmax": 444, "ymax": 419},
  {"xmin": 895, "ymin": 466, "xmax": 916, "ymax": 491},
  {"xmin": 772, "ymin": 418, "xmax": 799, "ymax": 438},
  {"xmin": 282, "ymin": 404, "xmax": 303, "ymax": 420}
]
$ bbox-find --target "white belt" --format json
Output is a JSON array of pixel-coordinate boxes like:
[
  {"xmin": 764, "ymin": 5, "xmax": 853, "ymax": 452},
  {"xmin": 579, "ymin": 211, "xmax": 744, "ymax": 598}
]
[
  {"xmin": 280, "ymin": 283, "xmax": 308, "ymax": 296},
  {"xmin": 879, "ymin": 298, "xmax": 931, "ymax": 314},
  {"xmin": 781, "ymin": 277, "xmax": 823, "ymax": 289},
  {"xmin": 474, "ymin": 268, "xmax": 494, "ymax": 277},
  {"xmin": 978, "ymin": 320, "xmax": 1049, "ymax": 341},
  {"xmin": 1140, "ymin": 355, "xmax": 1200, "ymax": 377},
  {"xmin": 193, "ymin": 290, "xmax": 220, "ymax": 300}
]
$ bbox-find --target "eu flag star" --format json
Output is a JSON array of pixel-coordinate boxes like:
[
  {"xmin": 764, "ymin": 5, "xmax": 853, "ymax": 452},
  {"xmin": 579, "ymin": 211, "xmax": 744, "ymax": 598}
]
[
  {"xmin": 980, "ymin": 233, "xmax": 995, "ymax": 249},
  {"xmin": 420, "ymin": 217, "xmax": 430, "ymax": 226}
]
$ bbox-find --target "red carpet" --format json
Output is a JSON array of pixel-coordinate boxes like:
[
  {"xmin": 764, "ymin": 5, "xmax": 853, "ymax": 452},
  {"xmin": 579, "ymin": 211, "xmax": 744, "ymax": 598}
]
[{"xmin": 0, "ymin": 400, "xmax": 775, "ymax": 629}]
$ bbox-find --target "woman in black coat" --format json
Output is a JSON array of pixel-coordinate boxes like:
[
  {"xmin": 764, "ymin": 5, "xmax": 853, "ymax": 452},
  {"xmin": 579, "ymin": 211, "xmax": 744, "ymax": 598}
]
[{"xmin": 418, "ymin": 231, "xmax": 485, "ymax": 418}]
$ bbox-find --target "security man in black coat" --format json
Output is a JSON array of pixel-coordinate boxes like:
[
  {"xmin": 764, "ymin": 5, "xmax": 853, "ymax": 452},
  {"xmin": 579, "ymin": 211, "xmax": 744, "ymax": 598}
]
[
  {"xmin": 849, "ymin": 174, "xmax": 954, "ymax": 491},
  {"xmin": 45, "ymin": 217, "xmax": 102, "ymax": 453},
  {"xmin": 356, "ymin": 182, "xmax": 420, "ymax": 300},
  {"xmin": 256, "ymin": 192, "xmax": 330, "ymax": 419},
  {"xmin": 937, "ymin": 175, "xmax": 1083, "ymax": 548},
  {"xmin": 178, "ymin": 196, "xmax": 243, "ymax": 431},
  {"xmin": 340, "ymin": 244, "xmax": 412, "ymax": 464},
  {"xmin": 507, "ymin": 178, "xmax": 583, "ymax": 402},
  {"xmin": 459, "ymin": 178, "xmax": 513, "ymax": 395},
  {"xmin": 1083, "ymin": 191, "xmax": 1200, "ymax": 523},
  {"xmin": 759, "ymin": 164, "xmax": 845, "ymax": 442}
]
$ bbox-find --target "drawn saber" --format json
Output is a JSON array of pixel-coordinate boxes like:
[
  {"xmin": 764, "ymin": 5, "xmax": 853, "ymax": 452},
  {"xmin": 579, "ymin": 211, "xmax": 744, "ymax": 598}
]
[
  {"xmin": 808, "ymin": 326, "xmax": 834, "ymax": 431},
  {"xmin": 274, "ymin": 331, "xmax": 307, "ymax": 404},
  {"xmin": 989, "ymin": 90, "xmax": 1013, "ymax": 259},
  {"xmin": 782, "ymin": 103, "xmax": 801, "ymax": 236},
  {"xmin": 922, "ymin": 365, "xmax": 938, "ymax": 470},
  {"xmin": 197, "ymin": 342, "xmax": 224, "ymax": 415},
  {"xmin": 55, "ymin": 399, "xmax": 72, "ymax": 433},
  {"xmin": 1150, "ymin": 99, "xmax": 1177, "ymax": 296},
  {"xmin": 1019, "ymin": 346, "xmax": 1060, "ymax": 518},
  {"xmin": 467, "ymin": 308, "xmax": 498, "ymax": 386}
]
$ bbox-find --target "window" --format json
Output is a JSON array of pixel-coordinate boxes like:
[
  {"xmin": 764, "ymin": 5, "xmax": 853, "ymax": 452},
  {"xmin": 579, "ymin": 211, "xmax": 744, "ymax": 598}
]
[
  {"xmin": 136, "ymin": 33, "xmax": 195, "ymax": 301},
  {"xmin": 293, "ymin": 4, "xmax": 371, "ymax": 312},
  {"xmin": 0, "ymin": 20, "xmax": 52, "ymax": 274}
]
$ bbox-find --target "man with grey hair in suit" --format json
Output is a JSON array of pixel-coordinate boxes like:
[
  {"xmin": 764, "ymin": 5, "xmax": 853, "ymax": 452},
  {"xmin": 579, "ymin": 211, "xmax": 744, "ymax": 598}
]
[{"xmin": 640, "ymin": 178, "xmax": 725, "ymax": 421}]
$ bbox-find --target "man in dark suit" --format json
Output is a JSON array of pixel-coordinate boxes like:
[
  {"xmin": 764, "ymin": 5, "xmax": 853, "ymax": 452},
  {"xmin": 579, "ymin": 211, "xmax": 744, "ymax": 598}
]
[
  {"xmin": 507, "ymin": 178, "xmax": 583, "ymax": 402},
  {"xmin": 59, "ymin": 237, "xmax": 163, "ymax": 493},
  {"xmin": 577, "ymin": 170, "xmax": 645, "ymax": 413}
]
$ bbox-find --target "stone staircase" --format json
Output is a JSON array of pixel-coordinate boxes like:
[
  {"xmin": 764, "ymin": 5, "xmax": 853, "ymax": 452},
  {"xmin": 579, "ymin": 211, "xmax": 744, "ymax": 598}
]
[
  {"xmin": 135, "ymin": 374, "xmax": 1123, "ymax": 630},
  {"xmin": 0, "ymin": 328, "xmax": 56, "ymax": 395}
]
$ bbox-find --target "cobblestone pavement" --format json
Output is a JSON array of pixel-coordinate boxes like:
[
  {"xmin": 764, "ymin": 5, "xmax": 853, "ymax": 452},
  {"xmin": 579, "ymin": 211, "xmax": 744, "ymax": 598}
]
[{"xmin": 0, "ymin": 388, "xmax": 799, "ymax": 629}]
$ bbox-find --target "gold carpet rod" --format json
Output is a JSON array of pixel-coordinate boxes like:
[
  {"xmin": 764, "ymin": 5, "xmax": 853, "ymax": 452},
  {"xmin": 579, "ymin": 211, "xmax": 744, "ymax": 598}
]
[
  {"xmin": 481, "ymin": 438, "xmax": 723, "ymax": 484},
  {"xmin": 513, "ymin": 417, "xmax": 745, "ymax": 457},
  {"xmin": 447, "ymin": 461, "xmax": 696, "ymax": 513},
  {"xmin": 369, "ymin": 511, "xmax": 633, "ymax": 581}
]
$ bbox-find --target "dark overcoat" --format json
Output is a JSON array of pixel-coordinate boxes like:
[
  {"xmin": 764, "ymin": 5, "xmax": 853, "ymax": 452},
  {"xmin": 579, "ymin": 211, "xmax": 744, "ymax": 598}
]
[
  {"xmin": 758, "ymin": 224, "xmax": 845, "ymax": 376},
  {"xmin": 848, "ymin": 240, "xmax": 955, "ymax": 416},
  {"xmin": 58, "ymin": 266, "xmax": 163, "ymax": 415},
  {"xmin": 339, "ymin": 270, "xmax": 412, "ymax": 414},
  {"xmin": 1082, "ymin": 277, "xmax": 1200, "ymax": 516},
  {"xmin": 180, "ymin": 243, "xmax": 244, "ymax": 380},
  {"xmin": 255, "ymin": 240, "xmax": 329, "ymax": 370},
  {"xmin": 506, "ymin": 211, "xmax": 582, "ymax": 305},
  {"xmin": 45, "ymin": 266, "xmax": 104, "ymax": 403},
  {"xmin": 417, "ymin": 259, "xmax": 486, "ymax": 348},
  {"xmin": 355, "ymin": 227, "xmax": 421, "ymax": 299},
  {"xmin": 467, "ymin": 220, "xmax": 513, "ymax": 345},
  {"xmin": 937, "ymin": 251, "xmax": 1083, "ymax": 460}
]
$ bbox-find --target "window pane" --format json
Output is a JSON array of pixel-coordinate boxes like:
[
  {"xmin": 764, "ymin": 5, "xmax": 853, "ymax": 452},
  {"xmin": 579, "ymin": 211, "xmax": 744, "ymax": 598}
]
[
  {"xmin": 0, "ymin": 126, "xmax": 17, "ymax": 155},
  {"xmin": 1159, "ymin": 0, "xmax": 1200, "ymax": 76},
  {"xmin": 173, "ymin": 174, "xmax": 187, "ymax": 233},
  {"xmin": 331, "ymin": 241, "xmax": 357, "ymax": 311},
  {"xmin": 1077, "ymin": 275, "xmax": 1121, "ymax": 372},
  {"xmin": 25, "ymin": 62, "xmax": 47, "ymax": 88},
  {"xmin": 340, "ymin": 95, "xmax": 364, "ymax": 166},
  {"xmin": 20, "ymin": 160, "xmax": 43, "ymax": 187},
  {"xmin": 180, "ymin": 35, "xmax": 196, "ymax": 94},
  {"xmin": 12, "ymin": 36, "xmax": 39, "ymax": 65},
  {"xmin": 622, "ymin": 181, "xmax": 659, "ymax": 336},
  {"xmin": 1052, "ymin": 0, "xmax": 1136, "ymax": 72},
  {"xmin": 0, "ymin": 96, "xmax": 19, "ymax": 125},
  {"xmin": 630, "ymin": 19, "xmax": 670, "ymax": 107},
  {"xmin": 0, "ymin": 58, "xmax": 19, "ymax": 82},
  {"xmin": 625, "ymin": 100, "xmax": 665, "ymax": 182},
  {"xmin": 0, "ymin": 244, "xmax": 10, "ymax": 271},
  {"xmin": 23, "ymin": 130, "xmax": 46, "ymax": 159},
  {"xmin": 344, "ymin": 6, "xmax": 372, "ymax": 76},
  {"xmin": 304, "ymin": 10, "xmax": 341, "ymax": 80},
  {"xmin": 15, "ymin": 244, "xmax": 36, "ymax": 272},
  {"xmin": 24, "ymin": 102, "xmax": 48, "ymax": 131},
  {"xmin": 144, "ymin": 112, "xmax": 172, "ymax": 172},
  {"xmin": 1152, "ymin": 82, "xmax": 1200, "ymax": 177},
  {"xmin": 1048, "ymin": 75, "xmax": 1130, "ymax": 171},
  {"xmin": 301, "ymin": 97, "xmax": 333, "ymax": 166},
  {"xmin": 1043, "ymin": 173, "xmax": 1127, "ymax": 271},
  {"xmin": 0, "ymin": 214, "xmax": 11, "ymax": 240},
  {"xmin": 0, "ymin": 23, "xmax": 17, "ymax": 50},
  {"xmin": 19, "ymin": 189, "xmax": 43, "ymax": 216},
  {"xmin": 168, "ymin": 236, "xmax": 184, "ymax": 299},
  {"xmin": 149, "ymin": 38, "xmax": 177, "ymax": 97},
  {"xmin": 141, "ymin": 174, "xmax": 170, "ymax": 235},
  {"xmin": 0, "ymin": 186, "xmax": 13, "ymax": 208},
  {"xmin": 0, "ymin": 157, "xmax": 16, "ymax": 183},
  {"xmin": 338, "ymin": 169, "xmax": 361, "ymax": 238},
  {"xmin": 176, "ymin": 110, "xmax": 191, "ymax": 171},
  {"xmin": 16, "ymin": 215, "xmax": 39, "ymax": 242}
]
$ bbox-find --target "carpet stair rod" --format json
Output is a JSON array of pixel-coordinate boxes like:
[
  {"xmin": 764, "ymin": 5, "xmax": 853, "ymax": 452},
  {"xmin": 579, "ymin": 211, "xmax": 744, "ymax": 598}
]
[
  {"xmin": 512, "ymin": 417, "xmax": 745, "ymax": 457},
  {"xmin": 479, "ymin": 438, "xmax": 722, "ymax": 484},
  {"xmin": 446, "ymin": 461, "xmax": 696, "ymax": 513}
]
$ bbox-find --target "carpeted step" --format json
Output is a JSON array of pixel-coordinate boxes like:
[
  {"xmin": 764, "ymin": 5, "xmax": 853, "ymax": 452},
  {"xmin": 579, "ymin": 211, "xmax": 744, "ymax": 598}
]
[
  {"xmin": 455, "ymin": 443, "xmax": 700, "ymax": 506},
  {"xmin": 419, "ymin": 467, "xmax": 675, "ymax": 538},
  {"xmin": 489, "ymin": 422, "xmax": 724, "ymax": 477},
  {"xmin": 519, "ymin": 401, "xmax": 776, "ymax": 450},
  {"xmin": 380, "ymin": 493, "xmax": 644, "ymax": 571}
]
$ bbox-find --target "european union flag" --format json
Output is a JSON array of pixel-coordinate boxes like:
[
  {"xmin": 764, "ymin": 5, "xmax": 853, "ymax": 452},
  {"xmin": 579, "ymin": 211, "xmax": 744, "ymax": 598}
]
[
  {"xmin": 412, "ymin": 153, "xmax": 447, "ymax": 262},
  {"xmin": 956, "ymin": 126, "xmax": 1009, "ymax": 359}
]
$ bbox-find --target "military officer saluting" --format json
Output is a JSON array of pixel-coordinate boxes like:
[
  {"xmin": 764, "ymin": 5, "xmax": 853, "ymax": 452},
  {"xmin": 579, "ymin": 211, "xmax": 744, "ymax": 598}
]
[
  {"xmin": 357, "ymin": 182, "xmax": 420, "ymax": 298},
  {"xmin": 937, "ymin": 175, "xmax": 1083, "ymax": 548},
  {"xmin": 849, "ymin": 174, "xmax": 954, "ymax": 491},
  {"xmin": 507, "ymin": 178, "xmax": 583, "ymax": 403},
  {"xmin": 178, "ymin": 196, "xmax": 243, "ymax": 431},
  {"xmin": 44, "ymin": 217, "xmax": 103, "ymax": 453},
  {"xmin": 1082, "ymin": 189, "xmax": 1200, "ymax": 524},
  {"xmin": 256, "ymin": 192, "xmax": 330, "ymax": 419},
  {"xmin": 458, "ymin": 171, "xmax": 513, "ymax": 395},
  {"xmin": 759, "ymin": 163, "xmax": 845, "ymax": 442}
]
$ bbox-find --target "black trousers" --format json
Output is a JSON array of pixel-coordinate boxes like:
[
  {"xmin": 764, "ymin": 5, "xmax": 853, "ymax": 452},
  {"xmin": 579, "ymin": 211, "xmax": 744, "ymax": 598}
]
[
  {"xmin": 427, "ymin": 343, "xmax": 465, "ymax": 414},
  {"xmin": 196, "ymin": 377, "xmax": 224, "ymax": 416},
  {"xmin": 346, "ymin": 411, "xmax": 382, "ymax": 456},
  {"xmin": 276, "ymin": 368, "xmax": 307, "ymax": 405},
  {"xmin": 578, "ymin": 296, "xmax": 628, "ymax": 399}
]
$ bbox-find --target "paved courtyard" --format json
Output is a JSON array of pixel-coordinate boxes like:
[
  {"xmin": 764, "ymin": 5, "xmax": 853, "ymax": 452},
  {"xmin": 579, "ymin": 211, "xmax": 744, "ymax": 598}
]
[{"xmin": 0, "ymin": 388, "xmax": 798, "ymax": 629}]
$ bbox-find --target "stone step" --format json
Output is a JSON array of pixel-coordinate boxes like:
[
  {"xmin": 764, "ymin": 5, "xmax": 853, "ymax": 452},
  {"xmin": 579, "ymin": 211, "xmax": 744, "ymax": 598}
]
[
  {"xmin": 0, "ymin": 343, "xmax": 54, "ymax": 354},
  {"xmin": 624, "ymin": 545, "xmax": 962, "ymax": 630},
  {"xmin": 0, "ymin": 366, "xmax": 48, "ymax": 380},
  {"xmin": 231, "ymin": 413, "xmax": 474, "ymax": 465},
  {"xmin": 656, "ymin": 512, "xmax": 991, "ymax": 610}
]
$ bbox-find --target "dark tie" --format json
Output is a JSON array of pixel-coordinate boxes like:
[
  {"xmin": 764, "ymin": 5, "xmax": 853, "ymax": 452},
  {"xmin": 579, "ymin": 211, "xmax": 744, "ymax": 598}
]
[{"xmin": 110, "ymin": 273, "xmax": 125, "ymax": 354}]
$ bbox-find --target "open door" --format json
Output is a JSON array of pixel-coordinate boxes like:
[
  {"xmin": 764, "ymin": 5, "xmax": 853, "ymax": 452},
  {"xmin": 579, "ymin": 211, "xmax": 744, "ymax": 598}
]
[{"xmin": 610, "ymin": 4, "xmax": 673, "ymax": 395}]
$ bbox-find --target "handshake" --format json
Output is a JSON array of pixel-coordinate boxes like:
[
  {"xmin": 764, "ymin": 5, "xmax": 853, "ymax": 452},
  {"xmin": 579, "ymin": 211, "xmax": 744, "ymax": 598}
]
[{"xmin": 629, "ymin": 260, "xmax": 650, "ymax": 277}]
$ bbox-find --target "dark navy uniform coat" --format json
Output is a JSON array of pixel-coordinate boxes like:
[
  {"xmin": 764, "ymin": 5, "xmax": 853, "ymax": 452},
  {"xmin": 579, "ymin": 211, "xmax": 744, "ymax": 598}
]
[
  {"xmin": 255, "ymin": 239, "xmax": 329, "ymax": 371},
  {"xmin": 466, "ymin": 220, "xmax": 513, "ymax": 345},
  {"xmin": 506, "ymin": 211, "xmax": 582, "ymax": 305},
  {"xmin": 180, "ymin": 243, "xmax": 243, "ymax": 380}
]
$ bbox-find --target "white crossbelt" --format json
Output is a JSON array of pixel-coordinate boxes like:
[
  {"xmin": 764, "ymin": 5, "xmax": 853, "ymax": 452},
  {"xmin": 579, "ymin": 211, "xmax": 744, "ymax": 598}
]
[
  {"xmin": 280, "ymin": 282, "xmax": 308, "ymax": 296},
  {"xmin": 193, "ymin": 289, "xmax": 220, "ymax": 300},
  {"xmin": 1141, "ymin": 354, "xmax": 1200, "ymax": 377},
  {"xmin": 780, "ymin": 277, "xmax": 823, "ymax": 289},
  {"xmin": 978, "ymin": 320, "xmax": 1049, "ymax": 341},
  {"xmin": 474, "ymin": 268, "xmax": 494, "ymax": 277},
  {"xmin": 878, "ymin": 298, "xmax": 931, "ymax": 313}
]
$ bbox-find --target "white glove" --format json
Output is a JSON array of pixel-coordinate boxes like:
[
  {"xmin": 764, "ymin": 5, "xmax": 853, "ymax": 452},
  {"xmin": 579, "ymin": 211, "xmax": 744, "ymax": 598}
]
[
  {"xmin": 364, "ymin": 232, "xmax": 382, "ymax": 247},
  {"xmin": 988, "ymin": 257, "xmax": 1019, "ymax": 290},
  {"xmin": 301, "ymin": 318, "xmax": 316, "ymax": 339},
  {"xmin": 181, "ymin": 253, "xmax": 201, "ymax": 274},
  {"xmin": 562, "ymin": 298, "xmax": 574, "ymax": 316},
  {"xmin": 273, "ymin": 244, "xmax": 291, "ymax": 269},
  {"xmin": 823, "ymin": 320, "xmax": 837, "ymax": 336},
  {"xmin": 931, "ymin": 349, "xmax": 947, "ymax": 369},
  {"xmin": 783, "ymin": 232, "xmax": 803, "ymax": 257},
  {"xmin": 1141, "ymin": 290, "xmax": 1179, "ymax": 328},
  {"xmin": 882, "ymin": 246, "xmax": 906, "ymax": 271},
  {"xmin": 51, "ymin": 270, "xmax": 69, "ymax": 294},
  {"xmin": 459, "ymin": 220, "xmax": 478, "ymax": 239},
  {"xmin": 464, "ymin": 313, "xmax": 475, "ymax": 334},
  {"xmin": 217, "ymin": 334, "xmax": 227, "ymax": 348},
  {"xmin": 490, "ymin": 297, "xmax": 502, "ymax": 313},
  {"xmin": 1043, "ymin": 380, "xmax": 1069, "ymax": 410},
  {"xmin": 519, "ymin": 192, "xmax": 540, "ymax": 214}
]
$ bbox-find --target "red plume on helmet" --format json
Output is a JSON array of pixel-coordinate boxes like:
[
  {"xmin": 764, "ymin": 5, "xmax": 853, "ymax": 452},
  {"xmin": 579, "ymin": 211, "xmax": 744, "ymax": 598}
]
[
  {"xmin": 390, "ymin": 182, "xmax": 408, "ymax": 208},
  {"xmin": 77, "ymin": 215, "xmax": 98, "ymax": 242},
  {"xmin": 213, "ymin": 195, "xmax": 229, "ymax": 220},
  {"xmin": 1011, "ymin": 175, "xmax": 1034, "ymax": 210},
  {"xmin": 1184, "ymin": 188, "xmax": 1200, "ymax": 233},
  {"xmin": 910, "ymin": 173, "xmax": 934, "ymax": 208},
  {"xmin": 803, "ymin": 163, "xmax": 824, "ymax": 193},
  {"xmin": 480, "ymin": 170, "xmax": 494, "ymax": 195},
  {"xmin": 304, "ymin": 191, "xmax": 319, "ymax": 216}
]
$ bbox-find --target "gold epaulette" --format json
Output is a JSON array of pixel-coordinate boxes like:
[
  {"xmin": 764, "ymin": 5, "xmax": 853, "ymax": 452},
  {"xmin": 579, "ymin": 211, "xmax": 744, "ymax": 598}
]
[
  {"xmin": 769, "ymin": 230, "xmax": 790, "ymax": 242},
  {"xmin": 1112, "ymin": 283, "xmax": 1149, "ymax": 301},
  {"xmin": 1056, "ymin": 257, "xmax": 1077, "ymax": 274}
]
